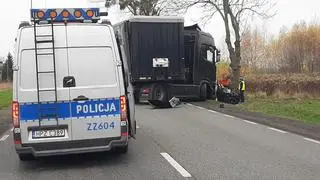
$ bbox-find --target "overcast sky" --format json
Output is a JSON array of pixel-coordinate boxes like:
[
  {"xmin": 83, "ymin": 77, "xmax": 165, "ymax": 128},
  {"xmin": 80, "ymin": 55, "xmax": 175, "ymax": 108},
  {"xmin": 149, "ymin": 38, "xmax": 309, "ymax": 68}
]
[{"xmin": 0, "ymin": 0, "xmax": 320, "ymax": 59}]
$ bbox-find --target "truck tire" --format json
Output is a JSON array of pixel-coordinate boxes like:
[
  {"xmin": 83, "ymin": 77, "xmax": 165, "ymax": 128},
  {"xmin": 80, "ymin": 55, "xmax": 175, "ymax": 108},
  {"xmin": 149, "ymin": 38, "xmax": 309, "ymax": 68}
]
[
  {"xmin": 152, "ymin": 84, "xmax": 167, "ymax": 102},
  {"xmin": 200, "ymin": 83, "xmax": 207, "ymax": 101},
  {"xmin": 148, "ymin": 84, "xmax": 171, "ymax": 108},
  {"xmin": 134, "ymin": 92, "xmax": 140, "ymax": 103}
]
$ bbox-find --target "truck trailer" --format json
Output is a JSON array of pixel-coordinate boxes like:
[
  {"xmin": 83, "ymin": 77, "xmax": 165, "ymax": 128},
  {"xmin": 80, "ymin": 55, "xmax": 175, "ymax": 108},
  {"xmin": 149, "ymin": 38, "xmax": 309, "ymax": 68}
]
[{"xmin": 113, "ymin": 16, "xmax": 220, "ymax": 107}]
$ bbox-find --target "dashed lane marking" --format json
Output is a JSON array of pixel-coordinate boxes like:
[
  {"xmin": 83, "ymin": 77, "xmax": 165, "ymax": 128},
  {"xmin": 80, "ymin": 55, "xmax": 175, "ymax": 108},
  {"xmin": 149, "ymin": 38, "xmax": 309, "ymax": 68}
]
[
  {"xmin": 0, "ymin": 135, "xmax": 9, "ymax": 142},
  {"xmin": 160, "ymin": 152, "xmax": 192, "ymax": 178}
]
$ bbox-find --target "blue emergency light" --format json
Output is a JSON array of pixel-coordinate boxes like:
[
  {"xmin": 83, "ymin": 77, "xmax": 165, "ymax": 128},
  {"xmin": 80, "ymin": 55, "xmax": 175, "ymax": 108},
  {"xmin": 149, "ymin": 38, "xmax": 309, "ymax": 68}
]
[{"xmin": 31, "ymin": 8, "xmax": 100, "ymax": 22}]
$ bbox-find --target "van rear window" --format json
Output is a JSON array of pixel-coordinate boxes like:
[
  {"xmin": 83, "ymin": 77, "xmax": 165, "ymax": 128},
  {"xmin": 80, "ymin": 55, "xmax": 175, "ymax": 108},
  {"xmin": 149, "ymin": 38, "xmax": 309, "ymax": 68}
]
[{"xmin": 68, "ymin": 47, "xmax": 118, "ymax": 87}]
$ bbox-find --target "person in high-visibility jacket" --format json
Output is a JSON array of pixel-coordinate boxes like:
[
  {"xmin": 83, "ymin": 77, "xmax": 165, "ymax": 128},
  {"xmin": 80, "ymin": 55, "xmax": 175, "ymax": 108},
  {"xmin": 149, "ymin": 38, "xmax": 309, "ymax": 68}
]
[{"xmin": 239, "ymin": 77, "xmax": 246, "ymax": 103}]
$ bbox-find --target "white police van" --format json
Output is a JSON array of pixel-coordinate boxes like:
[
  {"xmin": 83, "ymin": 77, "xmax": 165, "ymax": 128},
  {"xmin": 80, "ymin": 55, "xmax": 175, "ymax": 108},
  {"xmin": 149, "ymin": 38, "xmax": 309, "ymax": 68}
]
[{"xmin": 12, "ymin": 8, "xmax": 136, "ymax": 161}]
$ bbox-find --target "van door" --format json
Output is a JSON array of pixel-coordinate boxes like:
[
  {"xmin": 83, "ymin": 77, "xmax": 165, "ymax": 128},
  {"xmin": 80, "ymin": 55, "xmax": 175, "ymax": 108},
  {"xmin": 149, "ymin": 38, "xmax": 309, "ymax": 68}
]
[
  {"xmin": 118, "ymin": 41, "xmax": 136, "ymax": 137},
  {"xmin": 18, "ymin": 25, "xmax": 72, "ymax": 144},
  {"xmin": 66, "ymin": 25, "xmax": 122, "ymax": 140}
]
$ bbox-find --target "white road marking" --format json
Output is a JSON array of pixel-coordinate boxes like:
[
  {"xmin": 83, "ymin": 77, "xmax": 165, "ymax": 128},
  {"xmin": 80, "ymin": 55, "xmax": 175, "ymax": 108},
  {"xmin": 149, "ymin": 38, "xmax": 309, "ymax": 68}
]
[
  {"xmin": 186, "ymin": 103, "xmax": 195, "ymax": 107},
  {"xmin": 208, "ymin": 110, "xmax": 217, "ymax": 113},
  {"xmin": 186, "ymin": 103, "xmax": 205, "ymax": 110},
  {"xmin": 160, "ymin": 152, "xmax": 192, "ymax": 178},
  {"xmin": 303, "ymin": 138, "xmax": 320, "ymax": 145},
  {"xmin": 268, "ymin": 127, "xmax": 287, "ymax": 133},
  {"xmin": 0, "ymin": 135, "xmax": 9, "ymax": 142},
  {"xmin": 136, "ymin": 125, "xmax": 140, "ymax": 129},
  {"xmin": 243, "ymin": 120, "xmax": 257, "ymax": 125},
  {"xmin": 10, "ymin": 128, "xmax": 14, "ymax": 132},
  {"xmin": 195, "ymin": 106, "xmax": 205, "ymax": 110},
  {"xmin": 224, "ymin": 114, "xmax": 234, "ymax": 118}
]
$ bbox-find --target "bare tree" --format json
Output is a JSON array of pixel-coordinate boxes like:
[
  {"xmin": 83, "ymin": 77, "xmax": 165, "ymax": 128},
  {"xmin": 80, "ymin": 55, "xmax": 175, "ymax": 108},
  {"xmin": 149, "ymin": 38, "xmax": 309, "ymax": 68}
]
[
  {"xmin": 173, "ymin": 0, "xmax": 275, "ymax": 89},
  {"xmin": 105, "ymin": 0, "xmax": 172, "ymax": 16}
]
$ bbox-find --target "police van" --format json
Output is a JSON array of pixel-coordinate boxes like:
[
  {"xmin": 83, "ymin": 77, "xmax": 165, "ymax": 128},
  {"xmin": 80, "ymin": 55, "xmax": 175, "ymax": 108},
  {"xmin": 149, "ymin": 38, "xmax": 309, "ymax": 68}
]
[{"xmin": 12, "ymin": 8, "xmax": 136, "ymax": 161}]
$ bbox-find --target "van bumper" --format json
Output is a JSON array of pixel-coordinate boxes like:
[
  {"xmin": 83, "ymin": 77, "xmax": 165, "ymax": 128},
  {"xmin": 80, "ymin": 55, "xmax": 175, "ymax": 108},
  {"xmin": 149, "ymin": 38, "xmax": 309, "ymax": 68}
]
[{"xmin": 15, "ymin": 136, "xmax": 128, "ymax": 157}]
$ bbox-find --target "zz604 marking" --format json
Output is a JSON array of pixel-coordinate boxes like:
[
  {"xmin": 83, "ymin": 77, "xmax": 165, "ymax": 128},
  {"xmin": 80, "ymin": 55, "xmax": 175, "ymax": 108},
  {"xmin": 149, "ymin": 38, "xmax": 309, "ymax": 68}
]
[{"xmin": 87, "ymin": 122, "xmax": 115, "ymax": 131}]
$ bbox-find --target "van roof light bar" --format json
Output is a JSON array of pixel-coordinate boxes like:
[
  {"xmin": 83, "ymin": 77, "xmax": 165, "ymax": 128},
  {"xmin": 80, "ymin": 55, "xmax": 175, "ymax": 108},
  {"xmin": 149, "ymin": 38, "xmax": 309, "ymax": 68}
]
[{"xmin": 31, "ymin": 8, "xmax": 100, "ymax": 23}]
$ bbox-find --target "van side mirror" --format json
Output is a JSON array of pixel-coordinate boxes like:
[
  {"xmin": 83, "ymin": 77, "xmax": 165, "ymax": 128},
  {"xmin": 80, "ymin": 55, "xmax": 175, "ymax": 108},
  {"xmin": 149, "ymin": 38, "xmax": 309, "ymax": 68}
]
[{"xmin": 216, "ymin": 49, "xmax": 221, "ymax": 63}]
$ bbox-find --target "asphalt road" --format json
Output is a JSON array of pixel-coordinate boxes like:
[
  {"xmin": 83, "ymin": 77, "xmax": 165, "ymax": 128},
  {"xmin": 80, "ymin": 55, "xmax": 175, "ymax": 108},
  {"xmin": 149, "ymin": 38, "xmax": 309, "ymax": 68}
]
[{"xmin": 0, "ymin": 103, "xmax": 320, "ymax": 180}]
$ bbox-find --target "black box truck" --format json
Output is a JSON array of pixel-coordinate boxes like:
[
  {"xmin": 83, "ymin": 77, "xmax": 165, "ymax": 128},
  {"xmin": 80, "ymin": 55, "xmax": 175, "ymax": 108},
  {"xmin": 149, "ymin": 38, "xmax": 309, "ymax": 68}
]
[{"xmin": 113, "ymin": 16, "xmax": 220, "ymax": 107}]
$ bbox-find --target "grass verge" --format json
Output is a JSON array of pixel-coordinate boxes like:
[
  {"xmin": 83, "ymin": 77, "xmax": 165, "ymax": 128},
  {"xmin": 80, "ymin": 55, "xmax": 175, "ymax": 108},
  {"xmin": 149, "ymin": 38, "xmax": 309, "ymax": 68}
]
[
  {"xmin": 0, "ymin": 89, "xmax": 12, "ymax": 109},
  {"xmin": 239, "ymin": 94, "xmax": 320, "ymax": 124}
]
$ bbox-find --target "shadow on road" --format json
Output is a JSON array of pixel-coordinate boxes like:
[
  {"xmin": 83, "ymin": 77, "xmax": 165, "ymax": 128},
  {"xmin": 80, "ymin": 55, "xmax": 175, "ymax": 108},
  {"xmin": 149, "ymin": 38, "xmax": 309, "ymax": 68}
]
[{"xmin": 19, "ymin": 151, "xmax": 129, "ymax": 172}]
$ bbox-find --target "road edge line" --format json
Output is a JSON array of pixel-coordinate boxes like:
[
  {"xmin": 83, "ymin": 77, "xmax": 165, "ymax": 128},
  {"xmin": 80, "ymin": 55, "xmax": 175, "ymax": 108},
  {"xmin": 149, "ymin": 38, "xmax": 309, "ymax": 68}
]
[
  {"xmin": 268, "ymin": 127, "xmax": 287, "ymax": 133},
  {"xmin": 243, "ymin": 120, "xmax": 257, "ymax": 125},
  {"xmin": 160, "ymin": 152, "xmax": 192, "ymax": 178},
  {"xmin": 208, "ymin": 110, "xmax": 217, "ymax": 113},
  {"xmin": 224, "ymin": 114, "xmax": 234, "ymax": 118},
  {"xmin": 187, "ymin": 104, "xmax": 320, "ymax": 142},
  {"xmin": 195, "ymin": 106, "xmax": 204, "ymax": 110},
  {"xmin": 303, "ymin": 138, "xmax": 320, "ymax": 145}
]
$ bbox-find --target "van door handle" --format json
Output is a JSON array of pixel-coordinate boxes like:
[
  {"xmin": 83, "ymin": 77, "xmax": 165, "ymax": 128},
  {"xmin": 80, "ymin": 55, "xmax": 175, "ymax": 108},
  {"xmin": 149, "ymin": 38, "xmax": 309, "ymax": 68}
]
[
  {"xmin": 73, "ymin": 95, "xmax": 89, "ymax": 101},
  {"xmin": 63, "ymin": 76, "xmax": 76, "ymax": 87}
]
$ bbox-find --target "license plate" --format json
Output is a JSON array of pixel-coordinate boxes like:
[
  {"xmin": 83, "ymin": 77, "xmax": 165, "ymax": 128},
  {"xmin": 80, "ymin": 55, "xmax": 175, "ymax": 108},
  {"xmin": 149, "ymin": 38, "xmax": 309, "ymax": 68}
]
[{"xmin": 32, "ymin": 129, "xmax": 65, "ymax": 139}]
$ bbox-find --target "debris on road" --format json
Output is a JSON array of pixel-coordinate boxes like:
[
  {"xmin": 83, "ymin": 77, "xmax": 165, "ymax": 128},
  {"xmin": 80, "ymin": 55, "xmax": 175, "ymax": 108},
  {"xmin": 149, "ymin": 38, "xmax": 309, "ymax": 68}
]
[{"xmin": 169, "ymin": 97, "xmax": 181, "ymax": 108}]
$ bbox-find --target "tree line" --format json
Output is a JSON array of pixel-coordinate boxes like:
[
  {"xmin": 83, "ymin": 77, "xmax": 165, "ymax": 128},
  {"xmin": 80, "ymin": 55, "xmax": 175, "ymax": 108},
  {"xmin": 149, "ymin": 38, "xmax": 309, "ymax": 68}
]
[
  {"xmin": 241, "ymin": 21, "xmax": 320, "ymax": 73},
  {"xmin": 1, "ymin": 53, "xmax": 13, "ymax": 82}
]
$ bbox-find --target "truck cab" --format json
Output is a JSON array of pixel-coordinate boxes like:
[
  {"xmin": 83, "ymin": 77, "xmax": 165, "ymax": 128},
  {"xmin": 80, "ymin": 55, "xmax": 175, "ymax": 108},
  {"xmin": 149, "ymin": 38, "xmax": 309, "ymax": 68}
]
[{"xmin": 184, "ymin": 24, "xmax": 219, "ymax": 100}]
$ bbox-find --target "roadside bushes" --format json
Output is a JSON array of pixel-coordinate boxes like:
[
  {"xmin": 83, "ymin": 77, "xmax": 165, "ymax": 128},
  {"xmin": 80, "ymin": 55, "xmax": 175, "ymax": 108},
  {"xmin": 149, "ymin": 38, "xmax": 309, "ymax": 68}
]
[{"xmin": 246, "ymin": 73, "xmax": 320, "ymax": 98}]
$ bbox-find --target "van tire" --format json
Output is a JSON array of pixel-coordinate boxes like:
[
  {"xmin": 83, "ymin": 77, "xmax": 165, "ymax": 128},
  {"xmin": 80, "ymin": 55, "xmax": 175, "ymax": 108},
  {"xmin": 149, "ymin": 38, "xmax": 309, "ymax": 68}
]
[
  {"xmin": 114, "ymin": 144, "xmax": 128, "ymax": 154},
  {"xmin": 200, "ymin": 83, "xmax": 207, "ymax": 101},
  {"xmin": 18, "ymin": 154, "xmax": 35, "ymax": 161}
]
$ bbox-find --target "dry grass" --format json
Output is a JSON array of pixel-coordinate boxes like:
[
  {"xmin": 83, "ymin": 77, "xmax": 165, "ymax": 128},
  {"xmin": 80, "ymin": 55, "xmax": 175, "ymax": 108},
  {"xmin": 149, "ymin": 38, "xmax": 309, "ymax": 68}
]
[
  {"xmin": 0, "ymin": 82, "xmax": 12, "ymax": 91},
  {"xmin": 246, "ymin": 73, "xmax": 320, "ymax": 98},
  {"xmin": 217, "ymin": 62, "xmax": 320, "ymax": 97}
]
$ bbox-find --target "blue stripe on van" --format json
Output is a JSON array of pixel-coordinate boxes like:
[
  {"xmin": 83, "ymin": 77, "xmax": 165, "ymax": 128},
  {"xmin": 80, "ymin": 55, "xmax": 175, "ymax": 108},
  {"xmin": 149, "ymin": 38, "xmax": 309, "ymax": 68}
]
[{"xmin": 20, "ymin": 98, "xmax": 121, "ymax": 122}]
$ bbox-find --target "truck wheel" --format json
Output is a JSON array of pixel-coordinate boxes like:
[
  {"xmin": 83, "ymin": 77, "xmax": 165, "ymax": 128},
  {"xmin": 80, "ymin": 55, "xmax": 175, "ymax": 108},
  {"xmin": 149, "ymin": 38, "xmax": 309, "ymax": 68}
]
[
  {"xmin": 18, "ymin": 154, "xmax": 35, "ymax": 161},
  {"xmin": 134, "ymin": 93, "xmax": 140, "ymax": 103},
  {"xmin": 134, "ymin": 90, "xmax": 140, "ymax": 103},
  {"xmin": 200, "ymin": 83, "xmax": 207, "ymax": 101},
  {"xmin": 153, "ymin": 84, "xmax": 167, "ymax": 102},
  {"xmin": 211, "ymin": 93, "xmax": 217, "ymax": 100}
]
